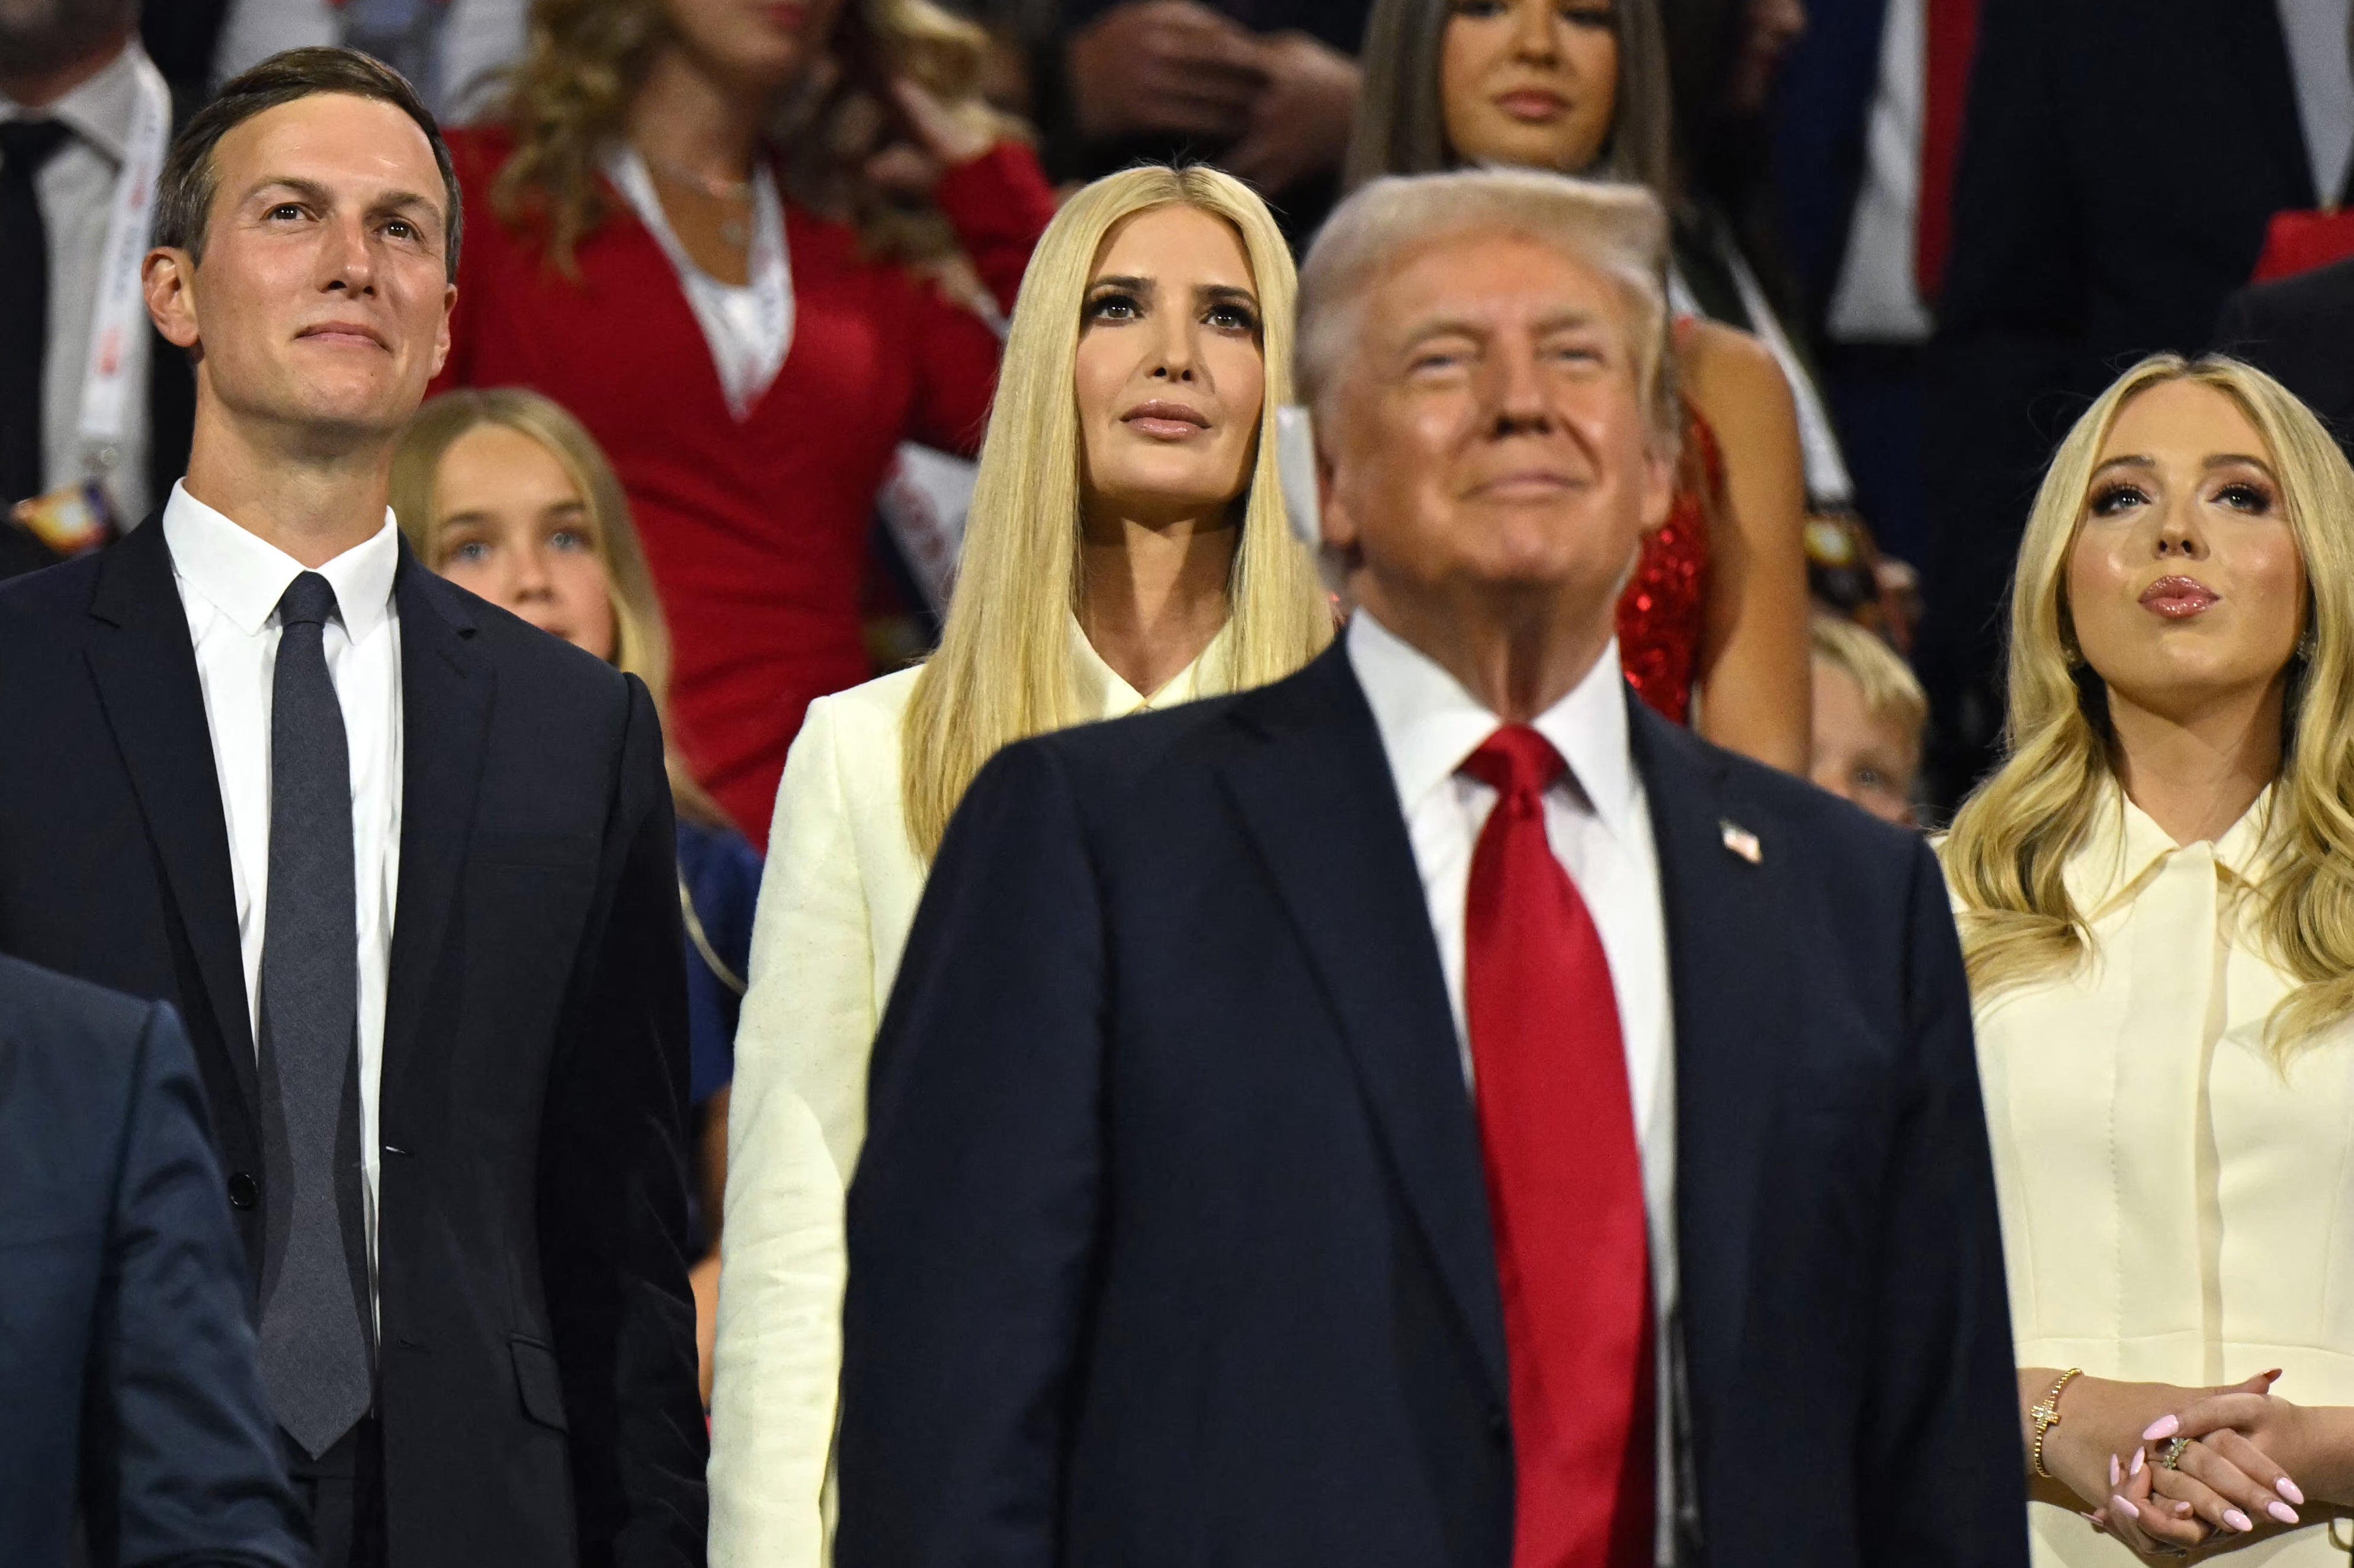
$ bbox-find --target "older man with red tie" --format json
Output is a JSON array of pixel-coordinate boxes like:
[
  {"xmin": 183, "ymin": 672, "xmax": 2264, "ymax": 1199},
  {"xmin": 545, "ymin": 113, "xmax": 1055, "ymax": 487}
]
[{"xmin": 832, "ymin": 166, "xmax": 2026, "ymax": 1568}]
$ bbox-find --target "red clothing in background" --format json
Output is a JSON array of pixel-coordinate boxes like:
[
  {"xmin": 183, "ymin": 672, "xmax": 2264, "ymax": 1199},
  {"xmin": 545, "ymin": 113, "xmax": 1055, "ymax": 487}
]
[{"xmin": 435, "ymin": 129, "xmax": 1057, "ymax": 844}]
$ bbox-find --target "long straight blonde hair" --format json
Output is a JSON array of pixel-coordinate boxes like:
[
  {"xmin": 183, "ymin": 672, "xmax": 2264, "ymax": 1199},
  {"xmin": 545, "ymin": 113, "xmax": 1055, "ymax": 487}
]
[
  {"xmin": 900, "ymin": 165, "xmax": 1333, "ymax": 860},
  {"xmin": 390, "ymin": 386, "xmax": 733, "ymax": 832},
  {"xmin": 1942, "ymin": 354, "xmax": 2354, "ymax": 1057}
]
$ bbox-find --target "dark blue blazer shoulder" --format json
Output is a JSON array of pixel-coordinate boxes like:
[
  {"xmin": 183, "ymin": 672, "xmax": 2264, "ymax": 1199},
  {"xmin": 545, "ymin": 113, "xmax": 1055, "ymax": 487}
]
[{"xmin": 0, "ymin": 953, "xmax": 305, "ymax": 1568}]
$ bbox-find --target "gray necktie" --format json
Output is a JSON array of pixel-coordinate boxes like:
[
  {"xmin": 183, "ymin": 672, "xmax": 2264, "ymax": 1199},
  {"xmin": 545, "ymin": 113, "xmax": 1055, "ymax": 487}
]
[{"xmin": 255, "ymin": 570, "xmax": 373, "ymax": 1459}]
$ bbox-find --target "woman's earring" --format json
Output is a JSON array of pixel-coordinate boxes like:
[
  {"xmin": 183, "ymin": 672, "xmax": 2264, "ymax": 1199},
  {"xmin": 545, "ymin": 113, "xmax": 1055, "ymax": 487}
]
[{"xmin": 2298, "ymin": 626, "xmax": 2319, "ymax": 662}]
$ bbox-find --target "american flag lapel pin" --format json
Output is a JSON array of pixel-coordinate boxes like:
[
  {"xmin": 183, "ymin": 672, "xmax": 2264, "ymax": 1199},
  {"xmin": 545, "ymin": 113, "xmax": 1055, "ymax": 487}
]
[{"xmin": 1720, "ymin": 819, "xmax": 1762, "ymax": 864}]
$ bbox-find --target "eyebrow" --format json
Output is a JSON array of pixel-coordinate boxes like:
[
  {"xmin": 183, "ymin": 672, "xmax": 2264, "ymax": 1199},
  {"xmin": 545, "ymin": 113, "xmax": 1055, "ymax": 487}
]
[
  {"xmin": 438, "ymin": 498, "xmax": 588, "ymax": 529},
  {"xmin": 1397, "ymin": 308, "xmax": 1602, "ymax": 348},
  {"xmin": 2091, "ymin": 452, "xmax": 2279, "ymax": 480},
  {"xmin": 246, "ymin": 176, "xmax": 445, "ymax": 229}
]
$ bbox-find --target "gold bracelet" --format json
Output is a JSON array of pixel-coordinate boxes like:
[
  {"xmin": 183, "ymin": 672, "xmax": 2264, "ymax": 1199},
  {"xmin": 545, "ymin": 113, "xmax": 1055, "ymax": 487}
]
[{"xmin": 2029, "ymin": 1368, "xmax": 2084, "ymax": 1480}]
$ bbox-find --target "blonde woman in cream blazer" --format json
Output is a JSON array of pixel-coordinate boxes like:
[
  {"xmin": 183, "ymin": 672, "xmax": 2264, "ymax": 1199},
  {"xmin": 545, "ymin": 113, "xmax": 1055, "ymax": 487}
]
[
  {"xmin": 705, "ymin": 166, "xmax": 1331, "ymax": 1567},
  {"xmin": 1941, "ymin": 354, "xmax": 2354, "ymax": 1565}
]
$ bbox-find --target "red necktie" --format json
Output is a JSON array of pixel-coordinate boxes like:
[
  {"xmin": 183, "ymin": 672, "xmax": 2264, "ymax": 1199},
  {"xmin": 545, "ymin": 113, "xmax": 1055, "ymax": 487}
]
[
  {"xmin": 1915, "ymin": 0, "xmax": 1981, "ymax": 303},
  {"xmin": 1461, "ymin": 727, "xmax": 1654, "ymax": 1568}
]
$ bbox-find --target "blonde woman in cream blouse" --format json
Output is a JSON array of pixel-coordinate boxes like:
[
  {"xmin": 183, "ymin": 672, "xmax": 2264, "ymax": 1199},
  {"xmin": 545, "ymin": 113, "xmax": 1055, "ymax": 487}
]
[
  {"xmin": 1940, "ymin": 354, "xmax": 2354, "ymax": 1564},
  {"xmin": 704, "ymin": 165, "xmax": 1331, "ymax": 1567}
]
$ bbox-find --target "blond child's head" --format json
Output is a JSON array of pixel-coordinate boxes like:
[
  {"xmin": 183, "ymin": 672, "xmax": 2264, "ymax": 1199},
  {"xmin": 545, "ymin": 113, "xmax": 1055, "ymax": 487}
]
[{"xmin": 1808, "ymin": 615, "xmax": 1926, "ymax": 827}]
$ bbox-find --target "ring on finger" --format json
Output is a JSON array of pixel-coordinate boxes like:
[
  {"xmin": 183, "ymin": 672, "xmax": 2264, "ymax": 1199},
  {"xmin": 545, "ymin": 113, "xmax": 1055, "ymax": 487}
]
[{"xmin": 2159, "ymin": 1436, "xmax": 2193, "ymax": 1471}]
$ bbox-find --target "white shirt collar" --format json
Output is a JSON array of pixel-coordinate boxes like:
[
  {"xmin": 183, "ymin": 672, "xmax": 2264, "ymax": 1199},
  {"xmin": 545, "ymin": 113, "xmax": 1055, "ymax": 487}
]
[
  {"xmin": 1346, "ymin": 608, "xmax": 1639, "ymax": 841},
  {"xmin": 0, "ymin": 39, "xmax": 145, "ymax": 163},
  {"xmin": 161, "ymin": 480, "xmax": 401, "ymax": 643}
]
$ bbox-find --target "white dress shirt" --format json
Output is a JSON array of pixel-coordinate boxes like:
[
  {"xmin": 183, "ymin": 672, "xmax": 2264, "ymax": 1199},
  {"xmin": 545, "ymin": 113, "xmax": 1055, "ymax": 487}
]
[
  {"xmin": 162, "ymin": 483, "xmax": 404, "ymax": 1290},
  {"xmin": 1826, "ymin": 0, "xmax": 1935, "ymax": 345},
  {"xmin": 1345, "ymin": 608, "xmax": 1680, "ymax": 1563},
  {"xmin": 1949, "ymin": 786, "xmax": 2354, "ymax": 1565},
  {"xmin": 2279, "ymin": 0, "xmax": 2354, "ymax": 206},
  {"xmin": 0, "ymin": 41, "xmax": 156, "ymax": 521}
]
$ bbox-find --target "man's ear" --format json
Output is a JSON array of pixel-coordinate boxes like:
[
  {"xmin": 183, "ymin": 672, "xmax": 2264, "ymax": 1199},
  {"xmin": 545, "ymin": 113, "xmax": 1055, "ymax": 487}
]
[
  {"xmin": 428, "ymin": 281, "xmax": 457, "ymax": 381},
  {"xmin": 1637, "ymin": 443, "xmax": 1676, "ymax": 536},
  {"xmin": 1316, "ymin": 453, "xmax": 1355, "ymax": 553},
  {"xmin": 144, "ymin": 248, "xmax": 201, "ymax": 353}
]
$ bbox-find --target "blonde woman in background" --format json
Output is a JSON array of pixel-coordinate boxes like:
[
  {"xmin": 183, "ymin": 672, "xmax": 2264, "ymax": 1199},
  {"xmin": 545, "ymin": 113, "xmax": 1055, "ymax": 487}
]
[
  {"xmin": 1941, "ymin": 354, "xmax": 2354, "ymax": 1563},
  {"xmin": 390, "ymin": 388, "xmax": 764, "ymax": 1408},
  {"xmin": 707, "ymin": 163, "xmax": 1331, "ymax": 1567}
]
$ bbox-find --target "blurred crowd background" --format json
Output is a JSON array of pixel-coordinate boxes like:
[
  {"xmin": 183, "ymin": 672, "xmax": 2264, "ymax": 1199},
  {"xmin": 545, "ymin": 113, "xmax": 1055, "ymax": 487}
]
[{"xmin": 12, "ymin": 0, "xmax": 2354, "ymax": 822}]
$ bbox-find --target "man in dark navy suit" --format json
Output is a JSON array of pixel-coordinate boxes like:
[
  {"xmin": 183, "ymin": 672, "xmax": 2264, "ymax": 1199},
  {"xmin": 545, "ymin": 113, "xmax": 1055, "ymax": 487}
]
[
  {"xmin": 0, "ymin": 953, "xmax": 307, "ymax": 1568},
  {"xmin": 0, "ymin": 47, "xmax": 704, "ymax": 1568},
  {"xmin": 835, "ymin": 168, "xmax": 2025, "ymax": 1568}
]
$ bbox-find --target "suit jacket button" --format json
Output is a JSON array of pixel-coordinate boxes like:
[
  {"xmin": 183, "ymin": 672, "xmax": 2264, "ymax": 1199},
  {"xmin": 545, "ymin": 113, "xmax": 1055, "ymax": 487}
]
[{"xmin": 227, "ymin": 1171, "xmax": 259, "ymax": 1210}]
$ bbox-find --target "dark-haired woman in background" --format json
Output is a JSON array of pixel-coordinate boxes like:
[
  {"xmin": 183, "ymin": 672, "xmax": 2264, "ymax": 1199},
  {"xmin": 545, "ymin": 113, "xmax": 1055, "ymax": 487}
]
[
  {"xmin": 433, "ymin": 0, "xmax": 1058, "ymax": 841},
  {"xmin": 1343, "ymin": 0, "xmax": 1813, "ymax": 769}
]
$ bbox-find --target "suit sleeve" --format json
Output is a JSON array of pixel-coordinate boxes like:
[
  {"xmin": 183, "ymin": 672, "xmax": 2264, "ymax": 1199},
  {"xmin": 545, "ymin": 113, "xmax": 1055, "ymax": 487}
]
[
  {"xmin": 1919, "ymin": 0, "xmax": 2079, "ymax": 767},
  {"xmin": 85, "ymin": 1002, "xmax": 308, "ymax": 1568},
  {"xmin": 2213, "ymin": 283, "xmax": 2262, "ymax": 358},
  {"xmin": 1857, "ymin": 841, "xmax": 2027, "ymax": 1568},
  {"xmin": 707, "ymin": 701, "xmax": 871, "ymax": 1568},
  {"xmin": 538, "ymin": 674, "xmax": 710, "ymax": 1568},
  {"xmin": 834, "ymin": 739, "xmax": 1109, "ymax": 1568}
]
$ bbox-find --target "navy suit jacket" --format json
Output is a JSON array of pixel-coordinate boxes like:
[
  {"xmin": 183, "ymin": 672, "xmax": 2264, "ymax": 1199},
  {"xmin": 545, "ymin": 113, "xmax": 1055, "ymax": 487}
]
[
  {"xmin": 0, "ymin": 953, "xmax": 306, "ymax": 1568},
  {"xmin": 1770, "ymin": 0, "xmax": 1889, "ymax": 327},
  {"xmin": 836, "ymin": 641, "xmax": 2025, "ymax": 1567}
]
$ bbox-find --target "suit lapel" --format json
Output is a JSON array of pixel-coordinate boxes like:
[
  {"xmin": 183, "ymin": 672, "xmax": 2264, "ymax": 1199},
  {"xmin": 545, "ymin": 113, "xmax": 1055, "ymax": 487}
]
[
  {"xmin": 84, "ymin": 517, "xmax": 259, "ymax": 1111},
  {"xmin": 1219, "ymin": 646, "xmax": 1509, "ymax": 1404},
  {"xmin": 2216, "ymin": 0, "xmax": 2318, "ymax": 206},
  {"xmin": 1629, "ymin": 703, "xmax": 1796, "ymax": 1421},
  {"xmin": 381, "ymin": 553, "xmax": 493, "ymax": 1114}
]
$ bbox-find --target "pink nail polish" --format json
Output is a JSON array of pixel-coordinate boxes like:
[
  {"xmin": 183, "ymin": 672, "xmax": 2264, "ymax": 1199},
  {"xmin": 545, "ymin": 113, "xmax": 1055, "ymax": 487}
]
[
  {"xmin": 2175, "ymin": 1502, "xmax": 2194, "ymax": 1518},
  {"xmin": 2110, "ymin": 1453, "xmax": 2122, "ymax": 1487},
  {"xmin": 2131, "ymin": 1447, "xmax": 2145, "ymax": 1477},
  {"xmin": 2143, "ymin": 1414, "xmax": 2180, "ymax": 1442},
  {"xmin": 2281, "ymin": 1478, "xmax": 2307, "ymax": 1506},
  {"xmin": 2111, "ymin": 1495, "xmax": 2140, "ymax": 1522},
  {"xmin": 2270, "ymin": 1502, "xmax": 2300, "ymax": 1525},
  {"xmin": 2225, "ymin": 1509, "xmax": 2254, "ymax": 1532}
]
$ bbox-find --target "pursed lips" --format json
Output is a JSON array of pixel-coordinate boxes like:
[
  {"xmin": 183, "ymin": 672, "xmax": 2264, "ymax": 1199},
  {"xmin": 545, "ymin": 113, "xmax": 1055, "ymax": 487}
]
[{"xmin": 2139, "ymin": 574, "xmax": 2219, "ymax": 619}]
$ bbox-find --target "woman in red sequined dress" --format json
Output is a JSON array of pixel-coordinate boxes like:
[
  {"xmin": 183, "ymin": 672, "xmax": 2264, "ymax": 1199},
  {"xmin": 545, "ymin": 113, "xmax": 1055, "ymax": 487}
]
[{"xmin": 1342, "ymin": 0, "xmax": 1812, "ymax": 771}]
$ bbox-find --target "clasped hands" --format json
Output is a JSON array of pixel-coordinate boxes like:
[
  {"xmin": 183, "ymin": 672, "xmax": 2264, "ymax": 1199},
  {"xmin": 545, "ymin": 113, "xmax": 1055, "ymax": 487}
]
[{"xmin": 2038, "ymin": 1368, "xmax": 2338, "ymax": 1559}]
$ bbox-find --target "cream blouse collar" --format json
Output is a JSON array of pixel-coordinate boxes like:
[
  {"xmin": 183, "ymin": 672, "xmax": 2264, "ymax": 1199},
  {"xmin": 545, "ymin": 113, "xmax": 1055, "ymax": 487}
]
[
  {"xmin": 2061, "ymin": 781, "xmax": 2275, "ymax": 922},
  {"xmin": 1066, "ymin": 613, "xmax": 1236, "ymax": 720}
]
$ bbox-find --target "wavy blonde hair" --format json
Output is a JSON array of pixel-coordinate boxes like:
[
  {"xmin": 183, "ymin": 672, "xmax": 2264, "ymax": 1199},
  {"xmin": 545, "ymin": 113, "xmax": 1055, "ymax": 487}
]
[
  {"xmin": 390, "ymin": 387, "xmax": 732, "ymax": 831},
  {"xmin": 1942, "ymin": 354, "xmax": 2354, "ymax": 1058},
  {"xmin": 488, "ymin": 0, "xmax": 1011, "ymax": 268},
  {"xmin": 901, "ymin": 165, "xmax": 1334, "ymax": 860}
]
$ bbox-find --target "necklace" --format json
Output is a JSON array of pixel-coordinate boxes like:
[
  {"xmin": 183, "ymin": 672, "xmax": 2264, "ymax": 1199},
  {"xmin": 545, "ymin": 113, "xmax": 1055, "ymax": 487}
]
[{"xmin": 640, "ymin": 149, "xmax": 754, "ymax": 248}]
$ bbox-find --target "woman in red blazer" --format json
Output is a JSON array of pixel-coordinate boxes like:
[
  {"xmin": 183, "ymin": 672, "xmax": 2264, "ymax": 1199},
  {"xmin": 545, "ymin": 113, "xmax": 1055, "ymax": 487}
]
[{"xmin": 436, "ymin": 0, "xmax": 1059, "ymax": 841}]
